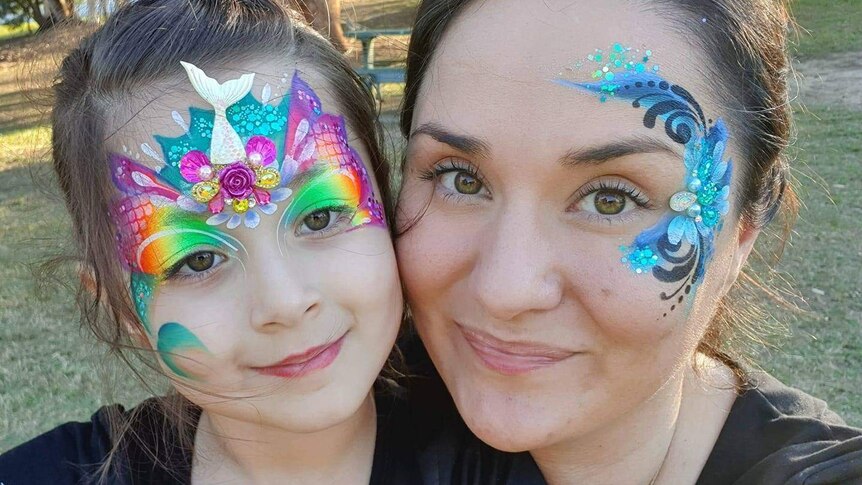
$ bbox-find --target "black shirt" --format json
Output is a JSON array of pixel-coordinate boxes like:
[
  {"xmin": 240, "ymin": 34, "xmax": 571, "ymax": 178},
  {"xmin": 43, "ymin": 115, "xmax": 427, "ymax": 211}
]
[
  {"xmin": 408, "ymin": 367, "xmax": 862, "ymax": 484},
  {"xmin": 0, "ymin": 390, "xmax": 421, "ymax": 485}
]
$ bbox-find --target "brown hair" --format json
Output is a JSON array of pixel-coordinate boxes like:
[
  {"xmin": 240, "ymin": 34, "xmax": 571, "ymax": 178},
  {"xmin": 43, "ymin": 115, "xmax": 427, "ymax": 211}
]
[
  {"xmin": 399, "ymin": 0, "xmax": 799, "ymax": 378},
  {"xmin": 52, "ymin": 0, "xmax": 394, "ymax": 481}
]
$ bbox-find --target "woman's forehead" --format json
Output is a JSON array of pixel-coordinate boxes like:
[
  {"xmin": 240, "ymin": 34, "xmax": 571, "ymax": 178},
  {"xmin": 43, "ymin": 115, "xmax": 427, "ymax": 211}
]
[{"xmin": 419, "ymin": 0, "xmax": 717, "ymax": 135}]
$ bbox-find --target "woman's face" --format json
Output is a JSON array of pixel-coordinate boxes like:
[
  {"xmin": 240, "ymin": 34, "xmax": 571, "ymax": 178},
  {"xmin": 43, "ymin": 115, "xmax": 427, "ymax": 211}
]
[
  {"xmin": 397, "ymin": 0, "xmax": 753, "ymax": 451},
  {"xmin": 109, "ymin": 62, "xmax": 401, "ymax": 433}
]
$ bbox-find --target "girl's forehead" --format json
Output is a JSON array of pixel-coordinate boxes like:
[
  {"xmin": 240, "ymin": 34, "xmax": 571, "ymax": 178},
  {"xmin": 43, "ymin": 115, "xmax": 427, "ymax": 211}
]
[{"xmin": 104, "ymin": 62, "xmax": 351, "ymax": 163}]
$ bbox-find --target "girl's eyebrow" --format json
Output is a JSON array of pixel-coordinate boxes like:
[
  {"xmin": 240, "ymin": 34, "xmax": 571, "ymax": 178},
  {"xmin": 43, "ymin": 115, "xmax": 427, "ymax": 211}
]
[
  {"xmin": 410, "ymin": 122, "xmax": 491, "ymax": 158},
  {"xmin": 558, "ymin": 136, "xmax": 679, "ymax": 166}
]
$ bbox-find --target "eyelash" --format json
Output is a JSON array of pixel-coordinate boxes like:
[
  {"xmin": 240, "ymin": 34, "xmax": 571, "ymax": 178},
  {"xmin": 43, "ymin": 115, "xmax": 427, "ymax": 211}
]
[
  {"xmin": 418, "ymin": 158, "xmax": 490, "ymax": 203},
  {"xmin": 571, "ymin": 178, "xmax": 655, "ymax": 225},
  {"xmin": 574, "ymin": 178, "xmax": 653, "ymax": 209},
  {"xmin": 293, "ymin": 203, "xmax": 356, "ymax": 238},
  {"xmin": 163, "ymin": 250, "xmax": 226, "ymax": 283}
]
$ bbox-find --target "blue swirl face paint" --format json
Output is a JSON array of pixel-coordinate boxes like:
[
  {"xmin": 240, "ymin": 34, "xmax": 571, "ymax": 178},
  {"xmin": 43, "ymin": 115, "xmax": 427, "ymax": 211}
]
[{"xmin": 556, "ymin": 44, "xmax": 733, "ymax": 317}]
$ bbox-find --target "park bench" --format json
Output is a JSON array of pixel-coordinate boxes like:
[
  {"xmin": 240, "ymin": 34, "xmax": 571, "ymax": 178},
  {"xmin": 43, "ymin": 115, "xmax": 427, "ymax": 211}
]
[{"xmin": 345, "ymin": 28, "xmax": 411, "ymax": 103}]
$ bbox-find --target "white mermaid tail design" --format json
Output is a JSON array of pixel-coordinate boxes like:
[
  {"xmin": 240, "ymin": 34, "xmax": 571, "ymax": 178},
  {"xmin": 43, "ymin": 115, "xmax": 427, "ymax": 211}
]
[{"xmin": 180, "ymin": 61, "xmax": 255, "ymax": 165}]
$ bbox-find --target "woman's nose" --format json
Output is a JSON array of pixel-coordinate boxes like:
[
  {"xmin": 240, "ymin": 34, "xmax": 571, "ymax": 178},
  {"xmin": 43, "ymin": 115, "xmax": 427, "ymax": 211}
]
[
  {"xmin": 470, "ymin": 208, "xmax": 564, "ymax": 321},
  {"xmin": 246, "ymin": 253, "xmax": 323, "ymax": 332}
]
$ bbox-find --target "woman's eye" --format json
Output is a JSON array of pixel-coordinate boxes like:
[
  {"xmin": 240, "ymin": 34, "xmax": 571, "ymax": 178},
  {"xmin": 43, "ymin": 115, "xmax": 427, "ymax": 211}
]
[
  {"xmin": 577, "ymin": 188, "xmax": 639, "ymax": 216},
  {"xmin": 439, "ymin": 170, "xmax": 488, "ymax": 196}
]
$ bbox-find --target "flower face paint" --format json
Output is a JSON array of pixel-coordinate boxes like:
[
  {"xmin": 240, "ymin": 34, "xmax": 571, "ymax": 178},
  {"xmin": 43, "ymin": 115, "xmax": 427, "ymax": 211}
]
[
  {"xmin": 556, "ymin": 44, "xmax": 733, "ymax": 316},
  {"xmin": 109, "ymin": 63, "xmax": 386, "ymax": 377}
]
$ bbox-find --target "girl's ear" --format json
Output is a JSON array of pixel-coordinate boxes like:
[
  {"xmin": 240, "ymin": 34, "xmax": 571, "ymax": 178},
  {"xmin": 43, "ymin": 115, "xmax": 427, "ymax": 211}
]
[{"xmin": 77, "ymin": 263, "xmax": 152, "ymax": 349}]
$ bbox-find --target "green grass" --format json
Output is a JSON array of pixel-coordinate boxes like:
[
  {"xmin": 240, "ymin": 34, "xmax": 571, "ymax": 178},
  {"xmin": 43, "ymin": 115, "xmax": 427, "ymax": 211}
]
[
  {"xmin": 793, "ymin": 0, "xmax": 862, "ymax": 59},
  {"xmin": 755, "ymin": 105, "xmax": 862, "ymax": 424},
  {"xmin": 0, "ymin": 22, "xmax": 38, "ymax": 42}
]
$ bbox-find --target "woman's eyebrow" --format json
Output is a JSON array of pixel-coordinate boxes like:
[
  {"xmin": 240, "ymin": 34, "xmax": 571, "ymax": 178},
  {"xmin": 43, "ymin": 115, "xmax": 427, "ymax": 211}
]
[
  {"xmin": 410, "ymin": 122, "xmax": 491, "ymax": 158},
  {"xmin": 559, "ymin": 136, "xmax": 679, "ymax": 166}
]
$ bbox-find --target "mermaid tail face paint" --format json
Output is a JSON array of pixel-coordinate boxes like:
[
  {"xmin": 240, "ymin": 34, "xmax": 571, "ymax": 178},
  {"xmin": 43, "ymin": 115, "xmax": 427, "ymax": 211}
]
[{"xmin": 108, "ymin": 63, "xmax": 389, "ymax": 381}]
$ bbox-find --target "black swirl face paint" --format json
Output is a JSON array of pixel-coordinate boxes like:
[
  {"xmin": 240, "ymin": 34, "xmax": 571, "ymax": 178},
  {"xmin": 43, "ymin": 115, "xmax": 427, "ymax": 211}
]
[{"xmin": 556, "ymin": 44, "xmax": 733, "ymax": 316}]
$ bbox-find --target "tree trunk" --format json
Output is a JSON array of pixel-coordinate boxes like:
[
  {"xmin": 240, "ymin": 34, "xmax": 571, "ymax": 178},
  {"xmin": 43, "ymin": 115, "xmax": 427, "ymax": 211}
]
[{"xmin": 297, "ymin": 0, "xmax": 350, "ymax": 52}]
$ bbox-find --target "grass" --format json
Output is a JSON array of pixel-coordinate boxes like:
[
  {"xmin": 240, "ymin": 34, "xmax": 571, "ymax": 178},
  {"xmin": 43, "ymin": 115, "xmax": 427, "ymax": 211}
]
[
  {"xmin": 0, "ymin": 1, "xmax": 860, "ymax": 453},
  {"xmin": 0, "ymin": 23, "xmax": 38, "ymax": 42},
  {"xmin": 792, "ymin": 0, "xmax": 862, "ymax": 59}
]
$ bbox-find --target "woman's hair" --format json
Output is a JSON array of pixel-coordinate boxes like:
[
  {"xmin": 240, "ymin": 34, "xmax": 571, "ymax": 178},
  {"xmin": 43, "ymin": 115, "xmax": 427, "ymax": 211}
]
[
  {"xmin": 399, "ymin": 0, "xmax": 799, "ymax": 377},
  {"xmin": 52, "ymin": 0, "xmax": 394, "ymax": 480}
]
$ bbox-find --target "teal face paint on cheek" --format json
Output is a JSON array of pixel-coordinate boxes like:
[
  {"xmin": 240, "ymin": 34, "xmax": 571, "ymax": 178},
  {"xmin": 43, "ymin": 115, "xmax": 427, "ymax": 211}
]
[
  {"xmin": 131, "ymin": 272, "xmax": 157, "ymax": 333},
  {"xmin": 157, "ymin": 322, "xmax": 211, "ymax": 379}
]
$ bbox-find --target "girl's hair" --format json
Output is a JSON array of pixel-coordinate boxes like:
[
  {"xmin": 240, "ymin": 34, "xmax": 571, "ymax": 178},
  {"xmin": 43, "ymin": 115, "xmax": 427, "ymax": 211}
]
[
  {"xmin": 52, "ymin": 0, "xmax": 394, "ymax": 480},
  {"xmin": 399, "ymin": 0, "xmax": 799, "ymax": 378}
]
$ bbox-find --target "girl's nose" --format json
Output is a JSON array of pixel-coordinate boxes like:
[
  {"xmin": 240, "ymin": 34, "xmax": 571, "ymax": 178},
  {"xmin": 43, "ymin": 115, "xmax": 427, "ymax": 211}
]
[
  {"xmin": 246, "ymin": 253, "xmax": 323, "ymax": 333},
  {"xmin": 470, "ymin": 208, "xmax": 564, "ymax": 322}
]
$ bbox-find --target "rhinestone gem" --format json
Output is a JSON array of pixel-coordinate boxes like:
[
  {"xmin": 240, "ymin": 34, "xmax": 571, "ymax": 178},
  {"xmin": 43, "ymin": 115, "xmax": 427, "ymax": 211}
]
[
  {"xmin": 233, "ymin": 198, "xmax": 250, "ymax": 214},
  {"xmin": 191, "ymin": 181, "xmax": 219, "ymax": 203},
  {"xmin": 669, "ymin": 191, "xmax": 698, "ymax": 212},
  {"xmin": 255, "ymin": 168, "xmax": 281, "ymax": 189}
]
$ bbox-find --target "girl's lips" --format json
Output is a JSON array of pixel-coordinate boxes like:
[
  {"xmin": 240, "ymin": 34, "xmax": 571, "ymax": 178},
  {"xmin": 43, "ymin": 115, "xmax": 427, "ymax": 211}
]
[
  {"xmin": 458, "ymin": 325, "xmax": 577, "ymax": 376},
  {"xmin": 252, "ymin": 335, "xmax": 346, "ymax": 378}
]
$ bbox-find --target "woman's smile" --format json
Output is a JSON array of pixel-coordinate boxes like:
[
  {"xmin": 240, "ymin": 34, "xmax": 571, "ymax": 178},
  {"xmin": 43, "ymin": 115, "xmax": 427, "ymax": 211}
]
[{"xmin": 458, "ymin": 324, "xmax": 579, "ymax": 375}]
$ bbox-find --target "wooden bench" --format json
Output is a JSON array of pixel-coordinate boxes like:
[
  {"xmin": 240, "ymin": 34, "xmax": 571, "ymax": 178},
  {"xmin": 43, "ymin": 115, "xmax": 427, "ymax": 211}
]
[{"xmin": 345, "ymin": 28, "xmax": 411, "ymax": 102}]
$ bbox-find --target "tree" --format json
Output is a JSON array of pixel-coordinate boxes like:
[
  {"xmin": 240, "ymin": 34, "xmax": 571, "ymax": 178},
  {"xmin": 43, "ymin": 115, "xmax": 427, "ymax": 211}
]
[
  {"xmin": 294, "ymin": 0, "xmax": 350, "ymax": 52},
  {"xmin": 0, "ymin": 0, "xmax": 76, "ymax": 30}
]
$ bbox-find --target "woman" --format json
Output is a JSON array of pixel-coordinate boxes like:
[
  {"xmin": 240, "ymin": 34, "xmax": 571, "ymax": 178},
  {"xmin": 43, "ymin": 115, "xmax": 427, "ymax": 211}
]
[{"xmin": 396, "ymin": 0, "xmax": 862, "ymax": 483}]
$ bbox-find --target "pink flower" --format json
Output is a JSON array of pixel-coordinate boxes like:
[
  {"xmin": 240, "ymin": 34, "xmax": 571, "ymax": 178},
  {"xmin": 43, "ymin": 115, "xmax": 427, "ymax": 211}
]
[
  {"xmin": 219, "ymin": 162, "xmax": 256, "ymax": 199},
  {"xmin": 245, "ymin": 136, "xmax": 276, "ymax": 167}
]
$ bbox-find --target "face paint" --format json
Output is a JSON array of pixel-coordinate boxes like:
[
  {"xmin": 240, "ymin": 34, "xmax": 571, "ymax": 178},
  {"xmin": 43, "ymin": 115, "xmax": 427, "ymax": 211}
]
[
  {"xmin": 109, "ymin": 63, "xmax": 385, "ymax": 348},
  {"xmin": 156, "ymin": 322, "xmax": 212, "ymax": 379},
  {"xmin": 556, "ymin": 44, "xmax": 733, "ymax": 316}
]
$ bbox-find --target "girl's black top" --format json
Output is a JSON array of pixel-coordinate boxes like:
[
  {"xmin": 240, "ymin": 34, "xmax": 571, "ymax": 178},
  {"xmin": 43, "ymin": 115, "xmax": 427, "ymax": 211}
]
[{"xmin": 0, "ymin": 389, "xmax": 421, "ymax": 485}]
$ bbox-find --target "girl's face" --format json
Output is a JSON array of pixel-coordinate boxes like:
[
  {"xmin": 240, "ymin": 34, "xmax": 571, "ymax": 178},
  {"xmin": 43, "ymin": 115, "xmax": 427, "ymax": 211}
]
[
  {"xmin": 397, "ymin": 0, "xmax": 753, "ymax": 451},
  {"xmin": 109, "ymin": 62, "xmax": 401, "ymax": 433}
]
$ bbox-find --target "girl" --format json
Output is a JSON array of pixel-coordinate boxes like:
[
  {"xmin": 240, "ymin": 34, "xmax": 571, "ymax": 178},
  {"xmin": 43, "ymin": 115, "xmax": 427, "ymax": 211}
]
[
  {"xmin": 0, "ymin": 0, "xmax": 418, "ymax": 483},
  {"xmin": 396, "ymin": 0, "xmax": 862, "ymax": 483}
]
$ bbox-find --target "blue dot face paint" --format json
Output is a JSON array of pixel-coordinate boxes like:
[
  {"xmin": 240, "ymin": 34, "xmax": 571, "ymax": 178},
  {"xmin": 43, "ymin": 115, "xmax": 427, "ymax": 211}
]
[{"xmin": 556, "ymin": 44, "xmax": 733, "ymax": 317}]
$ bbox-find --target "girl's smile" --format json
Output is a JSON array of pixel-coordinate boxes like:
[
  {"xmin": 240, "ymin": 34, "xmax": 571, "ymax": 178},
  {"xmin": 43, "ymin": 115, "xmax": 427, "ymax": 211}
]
[{"xmin": 252, "ymin": 333, "xmax": 347, "ymax": 378}]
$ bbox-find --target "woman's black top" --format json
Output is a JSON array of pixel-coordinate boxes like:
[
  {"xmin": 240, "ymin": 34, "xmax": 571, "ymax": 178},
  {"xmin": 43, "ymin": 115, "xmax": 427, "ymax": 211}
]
[
  {"xmin": 0, "ymin": 389, "xmax": 421, "ymax": 485},
  {"xmin": 406, "ymin": 358, "xmax": 862, "ymax": 485}
]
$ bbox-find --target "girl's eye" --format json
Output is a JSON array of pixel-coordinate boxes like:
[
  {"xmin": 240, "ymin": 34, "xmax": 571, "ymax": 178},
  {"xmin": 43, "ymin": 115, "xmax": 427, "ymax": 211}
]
[
  {"xmin": 167, "ymin": 251, "xmax": 225, "ymax": 279},
  {"xmin": 303, "ymin": 210, "xmax": 332, "ymax": 232},
  {"xmin": 295, "ymin": 206, "xmax": 354, "ymax": 238}
]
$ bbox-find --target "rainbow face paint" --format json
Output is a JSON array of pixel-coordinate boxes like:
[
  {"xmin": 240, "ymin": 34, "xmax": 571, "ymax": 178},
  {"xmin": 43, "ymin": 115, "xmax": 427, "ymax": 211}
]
[
  {"xmin": 109, "ymin": 63, "xmax": 385, "ymax": 344},
  {"xmin": 556, "ymin": 44, "xmax": 733, "ymax": 316}
]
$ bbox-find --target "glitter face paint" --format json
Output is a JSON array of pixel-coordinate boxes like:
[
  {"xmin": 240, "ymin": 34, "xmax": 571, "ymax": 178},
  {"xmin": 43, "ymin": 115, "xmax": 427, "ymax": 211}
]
[
  {"xmin": 556, "ymin": 44, "xmax": 733, "ymax": 316},
  {"xmin": 109, "ymin": 64, "xmax": 386, "ymax": 375}
]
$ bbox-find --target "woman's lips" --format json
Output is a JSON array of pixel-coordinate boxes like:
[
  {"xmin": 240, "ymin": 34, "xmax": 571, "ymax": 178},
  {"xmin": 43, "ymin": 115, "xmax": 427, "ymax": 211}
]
[
  {"xmin": 459, "ymin": 325, "xmax": 577, "ymax": 376},
  {"xmin": 252, "ymin": 335, "xmax": 345, "ymax": 378}
]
